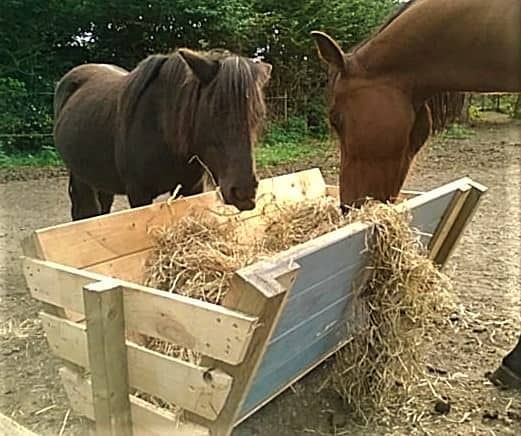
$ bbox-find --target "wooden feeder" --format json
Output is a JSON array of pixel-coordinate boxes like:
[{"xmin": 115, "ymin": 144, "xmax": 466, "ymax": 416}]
[{"xmin": 21, "ymin": 169, "xmax": 487, "ymax": 436}]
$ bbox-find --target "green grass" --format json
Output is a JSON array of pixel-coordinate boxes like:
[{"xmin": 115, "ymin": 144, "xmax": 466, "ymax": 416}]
[
  {"xmin": 256, "ymin": 138, "xmax": 330, "ymax": 168},
  {"xmin": 0, "ymin": 117, "xmax": 333, "ymax": 170},
  {"xmin": 0, "ymin": 146, "xmax": 62, "ymax": 168},
  {"xmin": 441, "ymin": 123, "xmax": 475, "ymax": 140}
]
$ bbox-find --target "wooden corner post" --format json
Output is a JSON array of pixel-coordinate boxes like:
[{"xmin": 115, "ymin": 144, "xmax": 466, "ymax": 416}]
[
  {"xmin": 83, "ymin": 280, "xmax": 133, "ymax": 436},
  {"xmin": 428, "ymin": 180, "xmax": 488, "ymax": 268}
]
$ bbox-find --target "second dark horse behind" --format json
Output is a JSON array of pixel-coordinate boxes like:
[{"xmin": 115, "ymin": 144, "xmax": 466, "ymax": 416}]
[{"xmin": 53, "ymin": 48, "xmax": 272, "ymax": 220}]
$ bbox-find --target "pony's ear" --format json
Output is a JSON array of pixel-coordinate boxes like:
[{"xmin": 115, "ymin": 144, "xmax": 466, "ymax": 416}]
[
  {"xmin": 178, "ymin": 48, "xmax": 219, "ymax": 84},
  {"xmin": 310, "ymin": 31, "xmax": 347, "ymax": 73}
]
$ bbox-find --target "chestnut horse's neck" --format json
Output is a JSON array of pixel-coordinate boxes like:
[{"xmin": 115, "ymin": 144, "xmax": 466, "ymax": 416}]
[{"xmin": 355, "ymin": 0, "xmax": 521, "ymax": 94}]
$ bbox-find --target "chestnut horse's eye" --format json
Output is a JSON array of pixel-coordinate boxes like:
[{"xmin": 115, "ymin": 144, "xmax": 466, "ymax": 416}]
[{"xmin": 329, "ymin": 111, "xmax": 342, "ymax": 131}]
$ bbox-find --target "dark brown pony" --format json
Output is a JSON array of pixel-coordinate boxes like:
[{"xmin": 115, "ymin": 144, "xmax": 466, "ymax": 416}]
[
  {"xmin": 311, "ymin": 0, "xmax": 521, "ymax": 388},
  {"xmin": 53, "ymin": 48, "xmax": 272, "ymax": 220}
]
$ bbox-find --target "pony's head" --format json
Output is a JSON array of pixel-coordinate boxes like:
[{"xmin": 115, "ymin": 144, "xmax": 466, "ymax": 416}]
[
  {"xmin": 174, "ymin": 49, "xmax": 272, "ymax": 210},
  {"xmin": 311, "ymin": 31, "xmax": 432, "ymax": 208}
]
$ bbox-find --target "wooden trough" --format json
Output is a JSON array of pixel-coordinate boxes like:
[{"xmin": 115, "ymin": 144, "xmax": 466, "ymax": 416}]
[{"xmin": 21, "ymin": 169, "xmax": 487, "ymax": 436}]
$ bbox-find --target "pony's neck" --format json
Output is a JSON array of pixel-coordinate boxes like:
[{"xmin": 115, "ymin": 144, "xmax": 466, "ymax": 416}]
[{"xmin": 356, "ymin": 0, "xmax": 521, "ymax": 94}]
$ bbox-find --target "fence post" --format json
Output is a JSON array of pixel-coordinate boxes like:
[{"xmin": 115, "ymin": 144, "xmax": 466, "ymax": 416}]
[
  {"xmin": 83, "ymin": 281, "xmax": 133, "ymax": 436},
  {"xmin": 283, "ymin": 90, "xmax": 288, "ymax": 122}
]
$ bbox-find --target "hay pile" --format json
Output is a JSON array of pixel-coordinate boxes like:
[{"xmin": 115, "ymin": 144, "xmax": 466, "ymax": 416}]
[
  {"xmin": 141, "ymin": 195, "xmax": 453, "ymax": 421},
  {"xmin": 330, "ymin": 203, "xmax": 453, "ymax": 422}
]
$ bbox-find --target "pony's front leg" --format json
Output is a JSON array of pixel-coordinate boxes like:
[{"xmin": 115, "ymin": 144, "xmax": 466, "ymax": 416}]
[{"xmin": 126, "ymin": 186, "xmax": 155, "ymax": 208}]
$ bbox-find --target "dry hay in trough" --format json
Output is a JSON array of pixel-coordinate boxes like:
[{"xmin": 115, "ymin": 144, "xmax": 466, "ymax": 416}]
[{"xmin": 140, "ymin": 195, "xmax": 454, "ymax": 422}]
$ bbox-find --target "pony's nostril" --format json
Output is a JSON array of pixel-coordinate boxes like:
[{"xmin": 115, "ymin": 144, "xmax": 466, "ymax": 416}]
[{"xmin": 231, "ymin": 186, "xmax": 255, "ymax": 201}]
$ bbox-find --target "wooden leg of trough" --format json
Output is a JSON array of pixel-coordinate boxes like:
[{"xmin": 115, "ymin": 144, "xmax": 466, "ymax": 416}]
[
  {"xmin": 83, "ymin": 281, "xmax": 133, "ymax": 436},
  {"xmin": 182, "ymin": 267, "xmax": 297, "ymax": 436}
]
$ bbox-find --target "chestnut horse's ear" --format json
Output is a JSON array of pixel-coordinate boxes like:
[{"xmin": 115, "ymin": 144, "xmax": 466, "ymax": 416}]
[
  {"xmin": 310, "ymin": 31, "xmax": 347, "ymax": 73},
  {"xmin": 178, "ymin": 48, "xmax": 220, "ymax": 85}
]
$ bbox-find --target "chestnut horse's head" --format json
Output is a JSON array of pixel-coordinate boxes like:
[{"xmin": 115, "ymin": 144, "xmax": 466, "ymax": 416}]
[{"xmin": 311, "ymin": 31, "xmax": 432, "ymax": 207}]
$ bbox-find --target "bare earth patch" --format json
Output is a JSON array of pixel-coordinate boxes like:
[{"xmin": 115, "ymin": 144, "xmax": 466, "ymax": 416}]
[{"xmin": 0, "ymin": 114, "xmax": 519, "ymax": 435}]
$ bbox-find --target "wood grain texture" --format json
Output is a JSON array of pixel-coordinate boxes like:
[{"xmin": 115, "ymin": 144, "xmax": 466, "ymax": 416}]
[
  {"xmin": 40, "ymin": 313, "xmax": 233, "ymax": 420},
  {"xmin": 59, "ymin": 367, "xmax": 210, "ymax": 436},
  {"xmin": 83, "ymin": 282, "xmax": 132, "ymax": 436},
  {"xmin": 24, "ymin": 258, "xmax": 257, "ymax": 365}
]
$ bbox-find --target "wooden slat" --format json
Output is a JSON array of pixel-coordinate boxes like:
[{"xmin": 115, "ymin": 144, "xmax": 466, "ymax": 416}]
[
  {"xmin": 0, "ymin": 414, "xmax": 38, "ymax": 436},
  {"xmin": 429, "ymin": 183, "xmax": 487, "ymax": 267},
  {"xmin": 86, "ymin": 250, "xmax": 151, "ymax": 284},
  {"xmin": 83, "ymin": 282, "xmax": 132, "ymax": 435},
  {"xmin": 239, "ymin": 322, "xmax": 348, "ymax": 422},
  {"xmin": 59, "ymin": 367, "xmax": 209, "ymax": 436},
  {"xmin": 35, "ymin": 191, "xmax": 221, "ymax": 269},
  {"xmin": 41, "ymin": 313, "xmax": 233, "ymax": 420},
  {"xmin": 428, "ymin": 186, "xmax": 471, "ymax": 259},
  {"xmin": 31, "ymin": 169, "xmax": 327, "ymax": 270},
  {"xmin": 201, "ymin": 266, "xmax": 298, "ymax": 436},
  {"xmin": 23, "ymin": 259, "xmax": 257, "ymax": 365}
]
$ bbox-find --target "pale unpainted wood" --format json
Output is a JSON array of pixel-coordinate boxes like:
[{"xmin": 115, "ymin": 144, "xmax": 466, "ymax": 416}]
[
  {"xmin": 33, "ymin": 191, "xmax": 219, "ymax": 269},
  {"xmin": 40, "ymin": 313, "xmax": 233, "ymax": 420},
  {"xmin": 325, "ymin": 185, "xmax": 425, "ymax": 202},
  {"xmin": 428, "ymin": 185, "xmax": 471, "ymax": 260},
  {"xmin": 0, "ymin": 413, "xmax": 38, "ymax": 436},
  {"xmin": 24, "ymin": 258, "xmax": 257, "ymax": 365},
  {"xmin": 429, "ymin": 183, "xmax": 487, "ymax": 268},
  {"xmin": 194, "ymin": 265, "xmax": 298, "ymax": 436},
  {"xmin": 59, "ymin": 367, "xmax": 210, "ymax": 436},
  {"xmin": 31, "ymin": 169, "xmax": 327, "ymax": 270},
  {"xmin": 83, "ymin": 168, "xmax": 328, "ymax": 280},
  {"xmin": 83, "ymin": 281, "xmax": 132, "ymax": 436},
  {"xmin": 86, "ymin": 249, "xmax": 151, "ymax": 284}
]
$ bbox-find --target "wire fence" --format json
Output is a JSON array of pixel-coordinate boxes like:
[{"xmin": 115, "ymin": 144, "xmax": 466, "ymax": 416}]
[{"xmin": 0, "ymin": 92, "xmax": 518, "ymax": 150}]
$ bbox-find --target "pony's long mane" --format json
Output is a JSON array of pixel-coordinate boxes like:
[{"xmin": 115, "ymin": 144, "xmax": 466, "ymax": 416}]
[{"xmin": 118, "ymin": 49, "xmax": 267, "ymax": 154}]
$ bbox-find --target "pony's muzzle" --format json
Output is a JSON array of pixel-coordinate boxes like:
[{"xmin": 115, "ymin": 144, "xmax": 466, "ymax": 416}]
[{"xmin": 225, "ymin": 179, "xmax": 258, "ymax": 211}]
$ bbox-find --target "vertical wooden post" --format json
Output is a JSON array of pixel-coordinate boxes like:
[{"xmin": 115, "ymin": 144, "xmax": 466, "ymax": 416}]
[{"xmin": 83, "ymin": 280, "xmax": 133, "ymax": 436}]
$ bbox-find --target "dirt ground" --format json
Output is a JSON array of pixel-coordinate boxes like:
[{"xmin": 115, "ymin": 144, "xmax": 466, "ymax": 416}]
[{"xmin": 0, "ymin": 113, "xmax": 520, "ymax": 435}]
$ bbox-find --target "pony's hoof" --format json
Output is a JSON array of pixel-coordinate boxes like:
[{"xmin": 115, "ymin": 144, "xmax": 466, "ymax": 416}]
[{"xmin": 487, "ymin": 365, "xmax": 521, "ymax": 389}]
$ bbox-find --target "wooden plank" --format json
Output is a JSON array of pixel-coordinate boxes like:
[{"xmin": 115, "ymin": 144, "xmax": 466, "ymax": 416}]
[
  {"xmin": 256, "ymin": 291, "xmax": 352, "ymax": 379},
  {"xmin": 83, "ymin": 281, "xmax": 132, "ymax": 436},
  {"xmin": 23, "ymin": 259, "xmax": 257, "ymax": 365},
  {"xmin": 0, "ymin": 413, "xmax": 38, "ymax": 436},
  {"xmin": 429, "ymin": 183, "xmax": 487, "ymax": 267},
  {"xmin": 31, "ymin": 169, "xmax": 326, "ymax": 269},
  {"xmin": 428, "ymin": 186, "xmax": 471, "ymax": 259},
  {"xmin": 86, "ymin": 250, "xmax": 151, "ymax": 284},
  {"xmin": 239, "ymin": 323, "xmax": 348, "ymax": 422},
  {"xmin": 40, "ymin": 313, "xmax": 233, "ymax": 420},
  {"xmin": 59, "ymin": 367, "xmax": 210, "ymax": 436},
  {"xmin": 273, "ymin": 262, "xmax": 362, "ymax": 338},
  {"xmin": 325, "ymin": 185, "xmax": 425, "ymax": 201},
  {"xmin": 201, "ymin": 266, "xmax": 298, "ymax": 436}
]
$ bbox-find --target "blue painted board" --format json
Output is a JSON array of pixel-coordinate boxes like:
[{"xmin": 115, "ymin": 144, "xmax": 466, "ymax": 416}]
[
  {"xmin": 239, "ymin": 188, "xmax": 457, "ymax": 419},
  {"xmin": 240, "ymin": 322, "xmax": 348, "ymax": 417}
]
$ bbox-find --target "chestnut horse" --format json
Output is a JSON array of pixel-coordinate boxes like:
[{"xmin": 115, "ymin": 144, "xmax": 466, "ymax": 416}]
[
  {"xmin": 53, "ymin": 48, "xmax": 272, "ymax": 220},
  {"xmin": 311, "ymin": 0, "xmax": 521, "ymax": 387}
]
